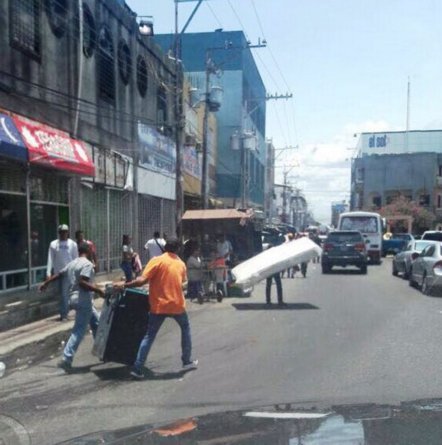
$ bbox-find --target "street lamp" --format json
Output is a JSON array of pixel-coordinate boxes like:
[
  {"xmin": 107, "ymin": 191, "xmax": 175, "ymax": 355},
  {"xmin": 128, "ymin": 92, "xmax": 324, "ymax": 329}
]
[{"xmin": 137, "ymin": 16, "xmax": 154, "ymax": 36}]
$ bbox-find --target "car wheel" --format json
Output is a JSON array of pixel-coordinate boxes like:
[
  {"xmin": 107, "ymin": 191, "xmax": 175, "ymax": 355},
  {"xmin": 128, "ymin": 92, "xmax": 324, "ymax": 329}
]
[
  {"xmin": 322, "ymin": 264, "xmax": 330, "ymax": 274},
  {"xmin": 360, "ymin": 264, "xmax": 368, "ymax": 274},
  {"xmin": 421, "ymin": 274, "xmax": 431, "ymax": 296},
  {"xmin": 392, "ymin": 262, "xmax": 398, "ymax": 276},
  {"xmin": 402, "ymin": 267, "xmax": 409, "ymax": 280}
]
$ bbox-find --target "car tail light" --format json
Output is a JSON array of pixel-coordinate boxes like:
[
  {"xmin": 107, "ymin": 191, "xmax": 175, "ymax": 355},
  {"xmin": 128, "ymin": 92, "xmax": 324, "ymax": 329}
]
[
  {"xmin": 324, "ymin": 243, "xmax": 334, "ymax": 251},
  {"xmin": 354, "ymin": 243, "xmax": 366, "ymax": 252}
]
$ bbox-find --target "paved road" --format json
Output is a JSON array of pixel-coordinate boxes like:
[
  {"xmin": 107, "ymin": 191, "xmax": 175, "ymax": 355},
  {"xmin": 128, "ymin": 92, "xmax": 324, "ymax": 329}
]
[{"xmin": 3, "ymin": 259, "xmax": 442, "ymax": 444}]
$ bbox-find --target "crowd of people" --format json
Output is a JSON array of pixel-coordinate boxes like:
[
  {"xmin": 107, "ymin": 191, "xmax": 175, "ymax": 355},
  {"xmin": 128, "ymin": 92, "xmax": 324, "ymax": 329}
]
[
  {"xmin": 39, "ymin": 226, "xmax": 236, "ymax": 377},
  {"xmin": 39, "ymin": 225, "xmax": 321, "ymax": 377}
]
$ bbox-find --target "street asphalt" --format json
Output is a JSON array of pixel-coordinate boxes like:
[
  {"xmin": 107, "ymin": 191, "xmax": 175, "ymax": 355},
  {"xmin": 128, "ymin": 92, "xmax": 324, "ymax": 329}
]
[{"xmin": 2, "ymin": 259, "xmax": 442, "ymax": 444}]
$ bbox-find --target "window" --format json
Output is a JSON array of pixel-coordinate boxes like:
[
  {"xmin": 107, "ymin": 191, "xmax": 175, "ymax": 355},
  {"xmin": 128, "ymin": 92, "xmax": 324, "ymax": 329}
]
[
  {"xmin": 137, "ymin": 56, "xmax": 148, "ymax": 97},
  {"xmin": 419, "ymin": 194, "xmax": 430, "ymax": 206},
  {"xmin": 118, "ymin": 40, "xmax": 132, "ymax": 86},
  {"xmin": 439, "ymin": 165, "xmax": 442, "ymax": 177},
  {"xmin": 10, "ymin": 0, "xmax": 41, "ymax": 58},
  {"xmin": 372, "ymin": 196, "xmax": 381, "ymax": 208},
  {"xmin": 157, "ymin": 83, "xmax": 167, "ymax": 124},
  {"xmin": 97, "ymin": 27, "xmax": 115, "ymax": 102},
  {"xmin": 82, "ymin": 3, "xmax": 96, "ymax": 58},
  {"xmin": 45, "ymin": 0, "xmax": 68, "ymax": 38}
]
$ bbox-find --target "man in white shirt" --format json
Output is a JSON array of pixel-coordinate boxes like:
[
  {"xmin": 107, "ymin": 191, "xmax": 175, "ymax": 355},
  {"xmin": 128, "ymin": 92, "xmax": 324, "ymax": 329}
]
[
  {"xmin": 216, "ymin": 234, "xmax": 233, "ymax": 263},
  {"xmin": 46, "ymin": 224, "xmax": 78, "ymax": 321},
  {"xmin": 144, "ymin": 231, "xmax": 166, "ymax": 262}
]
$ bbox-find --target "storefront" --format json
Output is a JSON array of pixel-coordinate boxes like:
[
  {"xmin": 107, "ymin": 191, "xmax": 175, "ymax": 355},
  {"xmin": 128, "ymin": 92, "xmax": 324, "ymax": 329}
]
[
  {"xmin": 79, "ymin": 145, "xmax": 134, "ymax": 272},
  {"xmin": 0, "ymin": 112, "xmax": 94, "ymax": 293}
]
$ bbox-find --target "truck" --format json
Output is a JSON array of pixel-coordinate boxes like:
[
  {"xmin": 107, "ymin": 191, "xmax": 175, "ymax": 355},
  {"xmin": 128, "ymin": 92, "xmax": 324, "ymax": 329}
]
[{"xmin": 382, "ymin": 233, "xmax": 414, "ymax": 257}]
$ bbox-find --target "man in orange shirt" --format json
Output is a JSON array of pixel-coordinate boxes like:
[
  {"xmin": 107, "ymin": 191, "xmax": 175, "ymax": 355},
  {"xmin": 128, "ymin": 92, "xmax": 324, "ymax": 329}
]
[{"xmin": 114, "ymin": 237, "xmax": 198, "ymax": 379}]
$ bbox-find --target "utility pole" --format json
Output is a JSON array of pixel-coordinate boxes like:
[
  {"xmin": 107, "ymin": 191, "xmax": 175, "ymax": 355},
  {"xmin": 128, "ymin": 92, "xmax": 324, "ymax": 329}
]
[{"xmin": 240, "ymin": 94, "xmax": 294, "ymax": 209}]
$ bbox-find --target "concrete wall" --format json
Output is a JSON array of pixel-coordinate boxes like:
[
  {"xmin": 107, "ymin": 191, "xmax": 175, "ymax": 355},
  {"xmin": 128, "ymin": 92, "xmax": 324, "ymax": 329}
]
[{"xmin": 352, "ymin": 152, "xmax": 442, "ymax": 210}]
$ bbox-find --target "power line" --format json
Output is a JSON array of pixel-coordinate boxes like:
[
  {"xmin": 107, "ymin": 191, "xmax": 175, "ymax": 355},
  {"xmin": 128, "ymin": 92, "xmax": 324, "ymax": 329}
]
[
  {"xmin": 227, "ymin": 0, "xmax": 249, "ymax": 40},
  {"xmin": 205, "ymin": 1, "xmax": 223, "ymax": 28}
]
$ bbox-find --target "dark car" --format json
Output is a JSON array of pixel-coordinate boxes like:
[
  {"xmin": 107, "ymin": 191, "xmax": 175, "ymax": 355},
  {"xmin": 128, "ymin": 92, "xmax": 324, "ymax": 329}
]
[{"xmin": 321, "ymin": 231, "xmax": 368, "ymax": 274}]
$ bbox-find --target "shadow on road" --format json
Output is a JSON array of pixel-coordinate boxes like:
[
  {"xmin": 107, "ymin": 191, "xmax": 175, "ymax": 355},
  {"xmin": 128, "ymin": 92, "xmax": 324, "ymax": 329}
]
[
  {"xmin": 93, "ymin": 366, "xmax": 187, "ymax": 381},
  {"xmin": 325, "ymin": 269, "xmax": 366, "ymax": 275},
  {"xmin": 232, "ymin": 303, "xmax": 319, "ymax": 311}
]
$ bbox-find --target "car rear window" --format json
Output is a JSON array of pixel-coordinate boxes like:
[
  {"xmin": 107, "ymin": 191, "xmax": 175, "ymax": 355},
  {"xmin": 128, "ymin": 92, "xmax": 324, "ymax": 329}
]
[
  {"xmin": 422, "ymin": 232, "xmax": 442, "ymax": 241},
  {"xmin": 327, "ymin": 233, "xmax": 362, "ymax": 243}
]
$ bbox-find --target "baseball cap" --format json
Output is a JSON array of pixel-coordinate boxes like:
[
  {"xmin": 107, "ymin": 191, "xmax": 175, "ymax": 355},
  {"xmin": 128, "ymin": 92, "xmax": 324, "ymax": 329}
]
[{"xmin": 58, "ymin": 224, "xmax": 69, "ymax": 232}]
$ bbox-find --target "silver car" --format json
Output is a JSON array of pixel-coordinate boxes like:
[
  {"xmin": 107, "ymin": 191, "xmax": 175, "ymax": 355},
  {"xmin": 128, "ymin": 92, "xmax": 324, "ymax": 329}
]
[
  {"xmin": 392, "ymin": 240, "xmax": 436, "ymax": 279},
  {"xmin": 408, "ymin": 241, "xmax": 442, "ymax": 295}
]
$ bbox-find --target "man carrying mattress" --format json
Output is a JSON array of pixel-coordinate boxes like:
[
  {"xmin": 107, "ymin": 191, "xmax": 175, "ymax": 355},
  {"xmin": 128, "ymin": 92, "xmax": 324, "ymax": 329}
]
[{"xmin": 265, "ymin": 243, "xmax": 285, "ymax": 306}]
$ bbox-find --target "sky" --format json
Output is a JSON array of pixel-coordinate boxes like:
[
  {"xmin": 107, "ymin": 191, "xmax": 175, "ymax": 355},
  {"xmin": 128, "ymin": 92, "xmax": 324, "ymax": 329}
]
[{"xmin": 127, "ymin": 0, "xmax": 442, "ymax": 223}]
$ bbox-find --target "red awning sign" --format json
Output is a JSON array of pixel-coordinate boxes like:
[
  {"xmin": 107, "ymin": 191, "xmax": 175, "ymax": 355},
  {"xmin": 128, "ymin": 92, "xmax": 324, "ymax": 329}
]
[{"xmin": 13, "ymin": 115, "xmax": 95, "ymax": 176}]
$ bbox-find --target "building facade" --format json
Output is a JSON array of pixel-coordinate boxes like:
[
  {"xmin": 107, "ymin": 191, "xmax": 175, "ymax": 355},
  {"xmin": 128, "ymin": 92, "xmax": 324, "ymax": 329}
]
[
  {"xmin": 331, "ymin": 201, "xmax": 349, "ymax": 228},
  {"xmin": 155, "ymin": 30, "xmax": 267, "ymax": 209},
  {"xmin": 351, "ymin": 130, "xmax": 442, "ymax": 228},
  {"xmin": 0, "ymin": 0, "xmax": 178, "ymax": 293}
]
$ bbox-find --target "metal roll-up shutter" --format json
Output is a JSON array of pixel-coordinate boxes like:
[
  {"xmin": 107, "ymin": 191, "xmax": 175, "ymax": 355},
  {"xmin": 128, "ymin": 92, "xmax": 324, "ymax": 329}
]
[
  {"xmin": 162, "ymin": 199, "xmax": 176, "ymax": 239},
  {"xmin": 108, "ymin": 189, "xmax": 133, "ymax": 271},
  {"xmin": 80, "ymin": 185, "xmax": 107, "ymax": 271},
  {"xmin": 138, "ymin": 195, "xmax": 161, "ymax": 264}
]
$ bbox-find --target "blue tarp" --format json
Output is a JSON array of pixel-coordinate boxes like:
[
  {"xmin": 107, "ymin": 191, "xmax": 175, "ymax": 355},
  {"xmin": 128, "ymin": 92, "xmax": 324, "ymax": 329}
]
[{"xmin": 0, "ymin": 113, "xmax": 27, "ymax": 161}]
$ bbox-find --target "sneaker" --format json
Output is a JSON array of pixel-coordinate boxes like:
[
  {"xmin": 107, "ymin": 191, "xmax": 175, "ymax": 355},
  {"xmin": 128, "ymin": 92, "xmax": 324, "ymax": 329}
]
[
  {"xmin": 130, "ymin": 367, "xmax": 145, "ymax": 379},
  {"xmin": 182, "ymin": 360, "xmax": 198, "ymax": 371},
  {"xmin": 57, "ymin": 360, "xmax": 72, "ymax": 373},
  {"xmin": 216, "ymin": 289, "xmax": 224, "ymax": 302}
]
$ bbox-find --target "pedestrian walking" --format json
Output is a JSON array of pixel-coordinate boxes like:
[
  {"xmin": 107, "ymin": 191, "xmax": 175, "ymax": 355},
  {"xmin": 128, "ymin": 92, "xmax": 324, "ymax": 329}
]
[
  {"xmin": 144, "ymin": 231, "xmax": 166, "ymax": 262},
  {"xmin": 114, "ymin": 237, "xmax": 198, "ymax": 379},
  {"xmin": 121, "ymin": 234, "xmax": 135, "ymax": 282},
  {"xmin": 46, "ymin": 224, "xmax": 78, "ymax": 321},
  {"xmin": 75, "ymin": 230, "xmax": 98, "ymax": 271},
  {"xmin": 40, "ymin": 243, "xmax": 103, "ymax": 371},
  {"xmin": 265, "ymin": 244, "xmax": 285, "ymax": 305},
  {"xmin": 186, "ymin": 246, "xmax": 203, "ymax": 302}
]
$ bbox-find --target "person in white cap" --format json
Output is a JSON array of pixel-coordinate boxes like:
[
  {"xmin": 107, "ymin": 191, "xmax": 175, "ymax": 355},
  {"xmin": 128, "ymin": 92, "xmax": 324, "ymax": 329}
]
[{"xmin": 46, "ymin": 224, "xmax": 78, "ymax": 321}]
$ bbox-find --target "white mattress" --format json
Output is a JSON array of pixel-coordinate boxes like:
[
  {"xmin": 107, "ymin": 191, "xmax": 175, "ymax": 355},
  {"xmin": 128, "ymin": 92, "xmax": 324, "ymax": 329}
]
[{"xmin": 231, "ymin": 237, "xmax": 322, "ymax": 288}]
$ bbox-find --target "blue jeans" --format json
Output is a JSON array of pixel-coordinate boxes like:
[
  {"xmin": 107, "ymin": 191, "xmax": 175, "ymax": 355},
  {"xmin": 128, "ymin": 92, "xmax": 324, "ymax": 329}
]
[
  {"xmin": 59, "ymin": 275, "xmax": 70, "ymax": 319},
  {"xmin": 121, "ymin": 261, "xmax": 132, "ymax": 282},
  {"xmin": 63, "ymin": 296, "xmax": 100, "ymax": 364},
  {"xmin": 134, "ymin": 312, "xmax": 192, "ymax": 370}
]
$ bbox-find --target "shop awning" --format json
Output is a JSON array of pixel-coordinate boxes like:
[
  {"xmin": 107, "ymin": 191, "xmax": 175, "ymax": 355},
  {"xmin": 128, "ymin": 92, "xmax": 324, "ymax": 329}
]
[
  {"xmin": 0, "ymin": 113, "xmax": 27, "ymax": 161},
  {"xmin": 182, "ymin": 209, "xmax": 253, "ymax": 220},
  {"xmin": 13, "ymin": 114, "xmax": 95, "ymax": 176}
]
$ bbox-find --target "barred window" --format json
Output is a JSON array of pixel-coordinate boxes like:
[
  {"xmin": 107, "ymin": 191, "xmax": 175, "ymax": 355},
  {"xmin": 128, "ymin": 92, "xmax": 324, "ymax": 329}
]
[
  {"xmin": 97, "ymin": 26, "xmax": 115, "ymax": 102},
  {"xmin": 10, "ymin": 0, "xmax": 41, "ymax": 58},
  {"xmin": 137, "ymin": 55, "xmax": 148, "ymax": 97},
  {"xmin": 82, "ymin": 3, "xmax": 96, "ymax": 58},
  {"xmin": 45, "ymin": 0, "xmax": 69, "ymax": 38},
  {"xmin": 157, "ymin": 83, "xmax": 167, "ymax": 125},
  {"xmin": 118, "ymin": 40, "xmax": 131, "ymax": 86}
]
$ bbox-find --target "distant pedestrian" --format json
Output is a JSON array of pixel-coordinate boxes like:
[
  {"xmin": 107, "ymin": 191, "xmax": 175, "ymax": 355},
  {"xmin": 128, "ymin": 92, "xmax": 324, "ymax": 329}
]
[
  {"xmin": 186, "ymin": 246, "xmax": 203, "ymax": 302},
  {"xmin": 46, "ymin": 224, "xmax": 78, "ymax": 321},
  {"xmin": 121, "ymin": 234, "xmax": 135, "ymax": 282},
  {"xmin": 40, "ymin": 242, "xmax": 103, "ymax": 372},
  {"xmin": 114, "ymin": 237, "xmax": 198, "ymax": 379},
  {"xmin": 75, "ymin": 230, "xmax": 98, "ymax": 271},
  {"xmin": 216, "ymin": 234, "xmax": 233, "ymax": 264},
  {"xmin": 144, "ymin": 231, "xmax": 166, "ymax": 263}
]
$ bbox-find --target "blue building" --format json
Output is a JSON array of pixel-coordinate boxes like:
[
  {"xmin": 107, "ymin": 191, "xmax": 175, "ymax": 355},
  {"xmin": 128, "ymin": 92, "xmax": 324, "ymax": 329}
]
[{"xmin": 155, "ymin": 31, "xmax": 267, "ymax": 208}]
